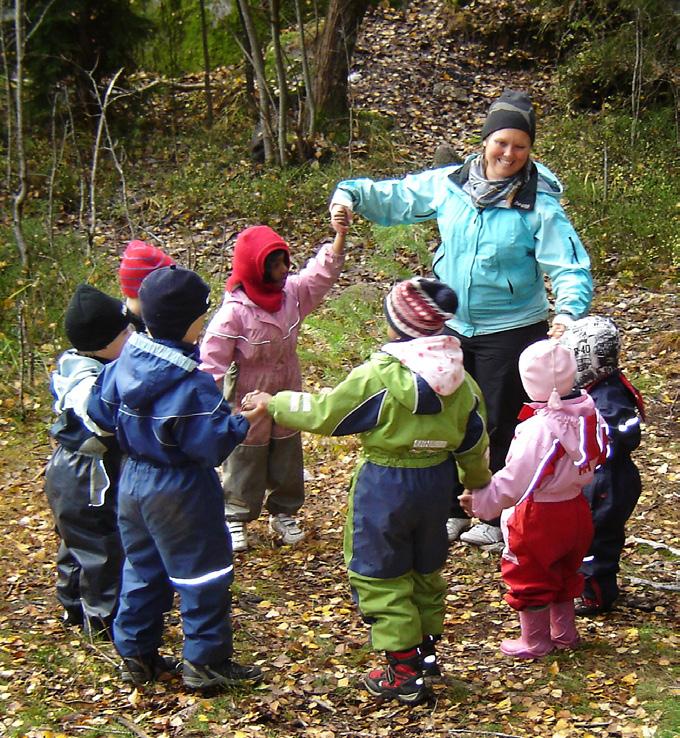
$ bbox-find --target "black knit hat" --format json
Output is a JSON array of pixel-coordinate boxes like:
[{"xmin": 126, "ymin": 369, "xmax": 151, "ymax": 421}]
[
  {"xmin": 139, "ymin": 265, "xmax": 210, "ymax": 341},
  {"xmin": 480, "ymin": 89, "xmax": 536, "ymax": 143},
  {"xmin": 65, "ymin": 284, "xmax": 130, "ymax": 352},
  {"xmin": 384, "ymin": 277, "xmax": 458, "ymax": 340}
]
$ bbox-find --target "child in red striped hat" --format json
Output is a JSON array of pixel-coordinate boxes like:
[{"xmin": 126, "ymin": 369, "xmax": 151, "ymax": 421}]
[
  {"xmin": 118, "ymin": 241, "xmax": 175, "ymax": 327},
  {"xmin": 243, "ymin": 276, "xmax": 492, "ymax": 704}
]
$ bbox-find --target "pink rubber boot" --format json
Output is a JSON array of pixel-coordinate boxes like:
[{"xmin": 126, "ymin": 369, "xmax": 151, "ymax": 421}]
[
  {"xmin": 500, "ymin": 607, "xmax": 554, "ymax": 659},
  {"xmin": 550, "ymin": 600, "xmax": 580, "ymax": 649}
]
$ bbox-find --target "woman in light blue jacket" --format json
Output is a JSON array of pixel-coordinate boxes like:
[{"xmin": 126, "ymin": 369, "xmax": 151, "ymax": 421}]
[{"xmin": 330, "ymin": 90, "xmax": 592, "ymax": 547}]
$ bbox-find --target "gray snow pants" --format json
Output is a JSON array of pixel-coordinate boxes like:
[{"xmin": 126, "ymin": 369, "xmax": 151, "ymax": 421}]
[{"xmin": 223, "ymin": 434, "xmax": 305, "ymax": 522}]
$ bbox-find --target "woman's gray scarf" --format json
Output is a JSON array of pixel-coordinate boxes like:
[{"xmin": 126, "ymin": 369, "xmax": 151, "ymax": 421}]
[{"xmin": 465, "ymin": 154, "xmax": 530, "ymax": 210}]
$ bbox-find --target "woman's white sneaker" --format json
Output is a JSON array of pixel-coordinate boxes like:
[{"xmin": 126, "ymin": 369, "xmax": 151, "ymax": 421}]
[
  {"xmin": 269, "ymin": 514, "xmax": 305, "ymax": 545},
  {"xmin": 446, "ymin": 517, "xmax": 471, "ymax": 542},
  {"xmin": 227, "ymin": 520, "xmax": 248, "ymax": 552},
  {"xmin": 459, "ymin": 522, "xmax": 503, "ymax": 547}
]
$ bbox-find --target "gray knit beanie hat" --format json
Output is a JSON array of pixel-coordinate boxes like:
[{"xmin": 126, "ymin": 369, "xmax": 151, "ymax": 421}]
[{"xmin": 481, "ymin": 89, "xmax": 536, "ymax": 143}]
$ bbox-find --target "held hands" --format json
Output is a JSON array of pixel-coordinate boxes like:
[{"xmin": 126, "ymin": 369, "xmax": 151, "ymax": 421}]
[
  {"xmin": 547, "ymin": 320, "xmax": 567, "ymax": 339},
  {"xmin": 330, "ymin": 204, "xmax": 352, "ymax": 235},
  {"xmin": 240, "ymin": 390, "xmax": 273, "ymax": 422},
  {"xmin": 458, "ymin": 490, "xmax": 474, "ymax": 517}
]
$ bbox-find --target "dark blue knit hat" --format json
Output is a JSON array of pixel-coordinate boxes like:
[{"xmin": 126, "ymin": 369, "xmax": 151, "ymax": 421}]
[{"xmin": 139, "ymin": 265, "xmax": 210, "ymax": 341}]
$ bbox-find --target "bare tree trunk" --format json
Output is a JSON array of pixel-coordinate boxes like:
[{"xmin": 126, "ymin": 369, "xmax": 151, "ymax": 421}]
[
  {"xmin": 312, "ymin": 0, "xmax": 370, "ymax": 126},
  {"xmin": 103, "ymin": 120, "xmax": 134, "ymax": 238},
  {"xmin": 47, "ymin": 89, "xmax": 66, "ymax": 249},
  {"xmin": 269, "ymin": 0, "xmax": 288, "ymax": 165},
  {"xmin": 0, "ymin": 0, "xmax": 14, "ymax": 192},
  {"xmin": 294, "ymin": 0, "xmax": 315, "ymax": 138},
  {"xmin": 236, "ymin": 0, "xmax": 255, "ymax": 102},
  {"xmin": 237, "ymin": 0, "xmax": 276, "ymax": 164},
  {"xmin": 62, "ymin": 86, "xmax": 87, "ymax": 231},
  {"xmin": 18, "ymin": 301, "xmax": 26, "ymax": 418},
  {"xmin": 12, "ymin": 0, "xmax": 29, "ymax": 271},
  {"xmin": 630, "ymin": 7, "xmax": 643, "ymax": 149},
  {"xmin": 87, "ymin": 68, "xmax": 124, "ymax": 255},
  {"xmin": 198, "ymin": 0, "xmax": 214, "ymax": 128}
]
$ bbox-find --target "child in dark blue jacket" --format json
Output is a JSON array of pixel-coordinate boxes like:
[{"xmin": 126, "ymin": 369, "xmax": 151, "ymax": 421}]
[
  {"xmin": 88, "ymin": 266, "xmax": 267, "ymax": 690},
  {"xmin": 45, "ymin": 285, "xmax": 132, "ymax": 637},
  {"xmin": 561, "ymin": 316, "xmax": 645, "ymax": 615}
]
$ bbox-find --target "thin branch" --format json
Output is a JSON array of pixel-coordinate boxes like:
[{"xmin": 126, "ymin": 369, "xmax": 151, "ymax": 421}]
[
  {"xmin": 102, "ymin": 120, "xmax": 134, "ymax": 238},
  {"xmin": 294, "ymin": 0, "xmax": 315, "ymax": 137},
  {"xmin": 630, "ymin": 9, "xmax": 643, "ymax": 148},
  {"xmin": 61, "ymin": 86, "xmax": 87, "ymax": 231},
  {"xmin": 46, "ymin": 88, "xmax": 68, "ymax": 249},
  {"xmin": 628, "ymin": 536, "xmax": 680, "ymax": 556},
  {"xmin": 626, "ymin": 575, "xmax": 680, "ymax": 592},
  {"xmin": 269, "ymin": 0, "xmax": 288, "ymax": 165},
  {"xmin": 25, "ymin": 0, "xmax": 58, "ymax": 42},
  {"xmin": 231, "ymin": 33, "xmax": 279, "ymax": 115},
  {"xmin": 111, "ymin": 716, "xmax": 153, "ymax": 738},
  {"xmin": 198, "ymin": 0, "xmax": 214, "ymax": 127},
  {"xmin": 0, "ymin": 0, "xmax": 14, "ymax": 191},
  {"xmin": 87, "ymin": 67, "xmax": 124, "ymax": 254},
  {"xmin": 12, "ymin": 0, "xmax": 29, "ymax": 270}
]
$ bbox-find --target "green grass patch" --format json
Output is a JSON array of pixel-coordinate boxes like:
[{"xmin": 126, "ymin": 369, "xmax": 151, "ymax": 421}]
[
  {"xmin": 537, "ymin": 106, "xmax": 679, "ymax": 286},
  {"xmin": 298, "ymin": 222, "xmax": 439, "ymax": 386},
  {"xmin": 298, "ymin": 284, "xmax": 384, "ymax": 386}
]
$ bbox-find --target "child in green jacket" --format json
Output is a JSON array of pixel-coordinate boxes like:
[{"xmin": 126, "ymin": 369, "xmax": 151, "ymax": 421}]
[{"xmin": 245, "ymin": 278, "xmax": 491, "ymax": 704}]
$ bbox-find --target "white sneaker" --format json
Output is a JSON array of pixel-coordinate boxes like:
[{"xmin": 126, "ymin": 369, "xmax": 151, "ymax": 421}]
[
  {"xmin": 459, "ymin": 523, "xmax": 503, "ymax": 547},
  {"xmin": 269, "ymin": 514, "xmax": 305, "ymax": 545},
  {"xmin": 446, "ymin": 517, "xmax": 471, "ymax": 542},
  {"xmin": 227, "ymin": 520, "xmax": 248, "ymax": 552}
]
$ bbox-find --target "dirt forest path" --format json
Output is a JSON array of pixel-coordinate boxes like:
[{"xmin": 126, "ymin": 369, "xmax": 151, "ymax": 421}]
[{"xmin": 1, "ymin": 1, "xmax": 678, "ymax": 737}]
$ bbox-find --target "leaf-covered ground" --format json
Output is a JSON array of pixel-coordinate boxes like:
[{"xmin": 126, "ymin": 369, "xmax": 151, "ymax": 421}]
[
  {"xmin": 1, "ymin": 0, "xmax": 679, "ymax": 736},
  {"xmin": 1, "ymin": 279, "xmax": 677, "ymax": 738}
]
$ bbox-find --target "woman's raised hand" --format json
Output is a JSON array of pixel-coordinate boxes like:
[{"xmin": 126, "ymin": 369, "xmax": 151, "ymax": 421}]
[{"xmin": 330, "ymin": 204, "xmax": 352, "ymax": 235}]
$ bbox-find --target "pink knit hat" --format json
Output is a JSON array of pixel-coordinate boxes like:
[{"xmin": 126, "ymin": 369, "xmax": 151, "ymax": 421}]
[
  {"xmin": 119, "ymin": 241, "xmax": 175, "ymax": 298},
  {"xmin": 518, "ymin": 339, "xmax": 577, "ymax": 409}
]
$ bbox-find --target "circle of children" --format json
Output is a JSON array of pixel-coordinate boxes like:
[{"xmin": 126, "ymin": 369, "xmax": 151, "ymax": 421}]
[{"xmin": 44, "ymin": 96, "xmax": 645, "ymax": 707}]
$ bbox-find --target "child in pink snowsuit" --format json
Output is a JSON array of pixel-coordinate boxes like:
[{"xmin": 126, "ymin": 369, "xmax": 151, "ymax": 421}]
[
  {"xmin": 460, "ymin": 339, "xmax": 608, "ymax": 658},
  {"xmin": 199, "ymin": 226, "xmax": 345, "ymax": 551}
]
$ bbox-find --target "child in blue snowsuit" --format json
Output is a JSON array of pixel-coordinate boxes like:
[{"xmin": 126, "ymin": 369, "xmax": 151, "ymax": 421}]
[
  {"xmin": 45, "ymin": 284, "xmax": 132, "ymax": 637},
  {"xmin": 88, "ymin": 266, "xmax": 267, "ymax": 690},
  {"xmin": 561, "ymin": 316, "xmax": 645, "ymax": 614}
]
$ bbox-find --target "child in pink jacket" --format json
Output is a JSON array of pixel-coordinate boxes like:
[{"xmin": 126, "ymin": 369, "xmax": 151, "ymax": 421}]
[
  {"xmin": 460, "ymin": 340, "xmax": 608, "ymax": 659},
  {"xmin": 199, "ymin": 225, "xmax": 345, "ymax": 551}
]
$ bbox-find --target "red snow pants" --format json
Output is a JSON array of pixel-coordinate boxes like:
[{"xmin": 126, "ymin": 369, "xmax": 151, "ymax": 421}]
[{"xmin": 501, "ymin": 495, "xmax": 594, "ymax": 610}]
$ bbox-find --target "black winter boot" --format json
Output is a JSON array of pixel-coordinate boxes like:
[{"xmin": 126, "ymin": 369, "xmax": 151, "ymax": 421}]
[
  {"xmin": 419, "ymin": 634, "xmax": 442, "ymax": 678},
  {"xmin": 183, "ymin": 658, "xmax": 263, "ymax": 691},
  {"xmin": 121, "ymin": 652, "xmax": 181, "ymax": 685}
]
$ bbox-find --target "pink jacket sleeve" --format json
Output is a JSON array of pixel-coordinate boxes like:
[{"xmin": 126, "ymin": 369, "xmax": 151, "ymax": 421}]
[
  {"xmin": 471, "ymin": 419, "xmax": 555, "ymax": 521},
  {"xmin": 199, "ymin": 302, "xmax": 237, "ymax": 388},
  {"xmin": 288, "ymin": 243, "xmax": 345, "ymax": 319}
]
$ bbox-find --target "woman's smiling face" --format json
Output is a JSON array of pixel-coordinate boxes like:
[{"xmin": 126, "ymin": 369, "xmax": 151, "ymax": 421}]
[{"xmin": 483, "ymin": 128, "xmax": 532, "ymax": 180}]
